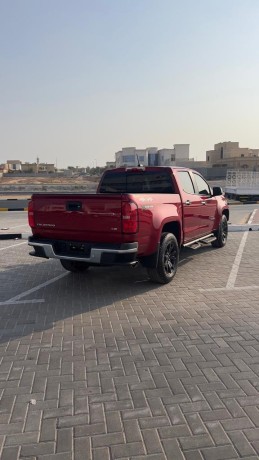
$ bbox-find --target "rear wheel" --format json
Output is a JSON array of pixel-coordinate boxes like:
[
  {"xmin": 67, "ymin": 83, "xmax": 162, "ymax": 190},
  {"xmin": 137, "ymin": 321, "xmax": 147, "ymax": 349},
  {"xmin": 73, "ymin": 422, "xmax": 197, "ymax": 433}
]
[
  {"xmin": 60, "ymin": 259, "xmax": 90, "ymax": 272},
  {"xmin": 147, "ymin": 232, "xmax": 179, "ymax": 284},
  {"xmin": 211, "ymin": 215, "xmax": 228, "ymax": 248}
]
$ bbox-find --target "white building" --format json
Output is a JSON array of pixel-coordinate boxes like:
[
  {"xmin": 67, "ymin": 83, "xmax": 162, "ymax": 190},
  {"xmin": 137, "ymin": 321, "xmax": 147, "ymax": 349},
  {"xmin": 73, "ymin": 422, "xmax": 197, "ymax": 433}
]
[
  {"xmin": 6, "ymin": 160, "xmax": 22, "ymax": 171},
  {"xmin": 157, "ymin": 149, "xmax": 175, "ymax": 166},
  {"xmin": 115, "ymin": 147, "xmax": 150, "ymax": 167},
  {"xmin": 115, "ymin": 145, "xmax": 189, "ymax": 167}
]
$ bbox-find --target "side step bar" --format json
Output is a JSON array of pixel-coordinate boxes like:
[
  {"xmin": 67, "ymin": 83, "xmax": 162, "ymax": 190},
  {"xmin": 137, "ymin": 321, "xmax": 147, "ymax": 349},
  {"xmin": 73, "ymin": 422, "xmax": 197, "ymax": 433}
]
[{"xmin": 183, "ymin": 233, "xmax": 216, "ymax": 250}]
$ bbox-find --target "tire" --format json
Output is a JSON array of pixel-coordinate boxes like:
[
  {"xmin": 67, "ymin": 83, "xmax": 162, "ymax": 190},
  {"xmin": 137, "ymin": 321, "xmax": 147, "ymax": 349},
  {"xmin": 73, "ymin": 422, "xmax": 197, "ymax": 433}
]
[
  {"xmin": 211, "ymin": 215, "xmax": 228, "ymax": 248},
  {"xmin": 60, "ymin": 259, "xmax": 90, "ymax": 272},
  {"xmin": 147, "ymin": 232, "xmax": 179, "ymax": 284}
]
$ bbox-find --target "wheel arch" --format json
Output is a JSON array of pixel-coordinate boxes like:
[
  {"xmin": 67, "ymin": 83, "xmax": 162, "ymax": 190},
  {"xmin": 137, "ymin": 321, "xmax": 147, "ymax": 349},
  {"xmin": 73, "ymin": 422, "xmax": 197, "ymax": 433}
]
[
  {"xmin": 161, "ymin": 220, "xmax": 182, "ymax": 246},
  {"xmin": 139, "ymin": 221, "xmax": 181, "ymax": 269},
  {"xmin": 222, "ymin": 209, "xmax": 229, "ymax": 221}
]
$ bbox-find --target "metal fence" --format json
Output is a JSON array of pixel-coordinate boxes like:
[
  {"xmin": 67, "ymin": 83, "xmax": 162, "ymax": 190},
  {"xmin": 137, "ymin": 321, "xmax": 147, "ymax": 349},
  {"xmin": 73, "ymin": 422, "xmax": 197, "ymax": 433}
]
[{"xmin": 226, "ymin": 170, "xmax": 259, "ymax": 188}]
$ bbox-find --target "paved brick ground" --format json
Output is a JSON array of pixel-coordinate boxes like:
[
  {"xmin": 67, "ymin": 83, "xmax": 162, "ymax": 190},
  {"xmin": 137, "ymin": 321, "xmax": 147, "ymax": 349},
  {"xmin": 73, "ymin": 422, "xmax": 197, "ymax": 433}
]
[{"xmin": 1, "ymin": 233, "xmax": 259, "ymax": 459}]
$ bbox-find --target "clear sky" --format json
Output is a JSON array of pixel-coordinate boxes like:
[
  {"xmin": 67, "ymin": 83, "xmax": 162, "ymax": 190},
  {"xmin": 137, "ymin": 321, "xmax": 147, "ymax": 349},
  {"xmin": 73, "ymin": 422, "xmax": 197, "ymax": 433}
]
[{"xmin": 1, "ymin": 0, "xmax": 259, "ymax": 168}]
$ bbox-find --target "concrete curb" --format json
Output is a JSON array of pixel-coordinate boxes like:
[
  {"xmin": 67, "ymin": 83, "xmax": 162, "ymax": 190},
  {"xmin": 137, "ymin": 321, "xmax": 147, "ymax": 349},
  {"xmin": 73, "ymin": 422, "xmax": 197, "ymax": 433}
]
[
  {"xmin": 229, "ymin": 224, "xmax": 259, "ymax": 232},
  {"xmin": 228, "ymin": 202, "xmax": 242, "ymax": 206},
  {"xmin": 0, "ymin": 233, "xmax": 31, "ymax": 240},
  {"xmin": 0, "ymin": 208, "xmax": 28, "ymax": 211},
  {"xmin": 0, "ymin": 198, "xmax": 30, "ymax": 211},
  {"xmin": 228, "ymin": 201, "xmax": 259, "ymax": 205}
]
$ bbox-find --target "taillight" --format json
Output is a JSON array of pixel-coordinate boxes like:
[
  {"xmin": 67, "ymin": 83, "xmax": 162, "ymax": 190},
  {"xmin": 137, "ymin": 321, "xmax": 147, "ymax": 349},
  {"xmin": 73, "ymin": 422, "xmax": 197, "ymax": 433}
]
[
  {"xmin": 122, "ymin": 201, "xmax": 138, "ymax": 233},
  {"xmin": 28, "ymin": 200, "xmax": 35, "ymax": 228}
]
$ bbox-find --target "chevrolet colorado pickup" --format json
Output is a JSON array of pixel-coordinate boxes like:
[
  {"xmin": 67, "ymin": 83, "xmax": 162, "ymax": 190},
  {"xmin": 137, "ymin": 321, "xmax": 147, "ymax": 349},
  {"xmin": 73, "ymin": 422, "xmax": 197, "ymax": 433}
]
[{"xmin": 28, "ymin": 167, "xmax": 229, "ymax": 284}]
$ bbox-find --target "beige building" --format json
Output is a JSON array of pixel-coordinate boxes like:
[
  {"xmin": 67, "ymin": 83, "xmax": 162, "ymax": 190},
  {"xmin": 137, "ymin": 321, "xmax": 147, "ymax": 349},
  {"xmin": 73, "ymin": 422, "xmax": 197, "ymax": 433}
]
[
  {"xmin": 206, "ymin": 142, "xmax": 259, "ymax": 170},
  {"xmin": 0, "ymin": 163, "xmax": 8, "ymax": 173},
  {"xmin": 3, "ymin": 159, "xmax": 56, "ymax": 174},
  {"xmin": 22, "ymin": 162, "xmax": 55, "ymax": 173}
]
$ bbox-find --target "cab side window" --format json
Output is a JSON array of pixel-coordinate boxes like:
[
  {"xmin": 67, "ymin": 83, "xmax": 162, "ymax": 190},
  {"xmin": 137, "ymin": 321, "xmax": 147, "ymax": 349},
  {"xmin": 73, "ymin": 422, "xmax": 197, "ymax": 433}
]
[
  {"xmin": 193, "ymin": 173, "xmax": 211, "ymax": 195},
  {"xmin": 178, "ymin": 171, "xmax": 195, "ymax": 194}
]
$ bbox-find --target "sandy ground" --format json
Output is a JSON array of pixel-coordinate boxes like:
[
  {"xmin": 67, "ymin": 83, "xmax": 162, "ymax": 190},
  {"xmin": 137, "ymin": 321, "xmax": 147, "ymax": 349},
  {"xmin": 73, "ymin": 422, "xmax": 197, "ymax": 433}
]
[
  {"xmin": 0, "ymin": 176, "xmax": 99, "ymax": 198},
  {"xmin": 0, "ymin": 176, "xmax": 99, "ymax": 185}
]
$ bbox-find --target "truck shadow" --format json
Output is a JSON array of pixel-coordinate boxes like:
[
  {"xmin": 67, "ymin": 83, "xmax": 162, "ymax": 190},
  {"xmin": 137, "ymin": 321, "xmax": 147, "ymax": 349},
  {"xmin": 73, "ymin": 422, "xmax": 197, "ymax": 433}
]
[
  {"xmin": 0, "ymin": 261, "xmax": 157, "ymax": 345},
  {"xmin": 179, "ymin": 244, "xmax": 215, "ymax": 267},
  {"xmin": 0, "ymin": 244, "xmax": 215, "ymax": 345}
]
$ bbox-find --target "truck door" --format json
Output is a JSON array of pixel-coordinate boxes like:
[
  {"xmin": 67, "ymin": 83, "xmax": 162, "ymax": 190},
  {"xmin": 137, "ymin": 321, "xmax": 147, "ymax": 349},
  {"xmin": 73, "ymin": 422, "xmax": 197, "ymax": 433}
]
[
  {"xmin": 191, "ymin": 172, "xmax": 218, "ymax": 235},
  {"xmin": 177, "ymin": 171, "xmax": 203, "ymax": 242}
]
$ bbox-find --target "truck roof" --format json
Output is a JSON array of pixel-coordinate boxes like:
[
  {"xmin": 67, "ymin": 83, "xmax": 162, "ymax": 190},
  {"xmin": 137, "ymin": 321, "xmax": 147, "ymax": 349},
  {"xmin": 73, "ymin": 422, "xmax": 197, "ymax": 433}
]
[{"xmin": 106, "ymin": 166, "xmax": 196, "ymax": 173}]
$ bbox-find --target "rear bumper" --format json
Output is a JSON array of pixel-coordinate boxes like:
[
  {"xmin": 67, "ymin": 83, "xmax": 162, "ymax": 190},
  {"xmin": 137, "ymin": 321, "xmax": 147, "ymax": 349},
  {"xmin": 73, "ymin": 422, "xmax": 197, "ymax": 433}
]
[{"xmin": 28, "ymin": 237, "xmax": 138, "ymax": 265}]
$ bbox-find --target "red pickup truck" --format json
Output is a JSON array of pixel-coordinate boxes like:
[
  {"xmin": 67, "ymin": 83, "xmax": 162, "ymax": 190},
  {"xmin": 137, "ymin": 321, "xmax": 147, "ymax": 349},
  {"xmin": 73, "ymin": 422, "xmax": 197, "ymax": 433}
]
[{"xmin": 28, "ymin": 167, "xmax": 229, "ymax": 284}]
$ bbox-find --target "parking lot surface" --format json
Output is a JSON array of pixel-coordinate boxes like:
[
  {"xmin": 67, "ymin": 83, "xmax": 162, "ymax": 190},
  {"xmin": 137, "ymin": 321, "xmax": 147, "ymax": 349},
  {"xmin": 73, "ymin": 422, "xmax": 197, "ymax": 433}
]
[
  {"xmin": 0, "ymin": 211, "xmax": 31, "ymax": 237},
  {"xmin": 1, "ymin": 214, "xmax": 259, "ymax": 459}
]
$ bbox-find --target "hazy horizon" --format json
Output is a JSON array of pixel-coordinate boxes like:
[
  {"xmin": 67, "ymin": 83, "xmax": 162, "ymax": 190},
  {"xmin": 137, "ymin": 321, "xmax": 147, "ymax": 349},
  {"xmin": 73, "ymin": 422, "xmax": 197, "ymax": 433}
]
[{"xmin": 1, "ymin": 0, "xmax": 259, "ymax": 168}]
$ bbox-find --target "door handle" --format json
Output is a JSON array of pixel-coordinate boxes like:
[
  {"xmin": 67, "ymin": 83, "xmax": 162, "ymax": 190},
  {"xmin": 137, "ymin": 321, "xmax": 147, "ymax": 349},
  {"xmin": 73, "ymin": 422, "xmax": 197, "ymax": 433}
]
[
  {"xmin": 201, "ymin": 201, "xmax": 206, "ymax": 205},
  {"xmin": 185, "ymin": 200, "xmax": 191, "ymax": 205}
]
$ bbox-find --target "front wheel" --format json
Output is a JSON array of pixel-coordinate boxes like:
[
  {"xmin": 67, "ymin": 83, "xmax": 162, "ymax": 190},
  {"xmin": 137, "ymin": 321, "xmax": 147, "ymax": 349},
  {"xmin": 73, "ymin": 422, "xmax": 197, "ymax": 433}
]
[
  {"xmin": 60, "ymin": 259, "xmax": 90, "ymax": 272},
  {"xmin": 147, "ymin": 232, "xmax": 179, "ymax": 284},
  {"xmin": 211, "ymin": 215, "xmax": 228, "ymax": 248}
]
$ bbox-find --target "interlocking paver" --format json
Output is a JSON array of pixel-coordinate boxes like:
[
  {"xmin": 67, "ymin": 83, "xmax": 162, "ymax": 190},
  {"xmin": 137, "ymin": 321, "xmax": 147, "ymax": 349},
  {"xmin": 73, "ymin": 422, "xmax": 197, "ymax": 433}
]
[
  {"xmin": 131, "ymin": 455, "xmax": 166, "ymax": 460},
  {"xmin": 56, "ymin": 427, "xmax": 73, "ymax": 453},
  {"xmin": 159, "ymin": 425, "xmax": 191, "ymax": 438},
  {"xmin": 184, "ymin": 413, "xmax": 207, "ymax": 435},
  {"xmin": 162, "ymin": 438, "xmax": 185, "ymax": 459},
  {"xmin": 105, "ymin": 411, "xmax": 122, "ymax": 433},
  {"xmin": 111, "ymin": 441, "xmax": 145, "ymax": 459},
  {"xmin": 142, "ymin": 428, "xmax": 163, "ymax": 454},
  {"xmin": 179, "ymin": 433, "xmax": 214, "ymax": 450},
  {"xmin": 74, "ymin": 436, "xmax": 91, "ymax": 460},
  {"xmin": 57, "ymin": 414, "xmax": 88, "ymax": 428},
  {"xmin": 139, "ymin": 416, "xmax": 170, "ymax": 429},
  {"xmin": 202, "ymin": 445, "xmax": 239, "ymax": 459},
  {"xmin": 20, "ymin": 440, "xmax": 55, "ymax": 456},
  {"xmin": 38, "ymin": 454, "xmax": 72, "ymax": 460},
  {"xmin": 5, "ymin": 432, "xmax": 38, "ymax": 446},
  {"xmin": 228, "ymin": 431, "xmax": 257, "ymax": 457},
  {"xmin": 1, "ymin": 231, "xmax": 259, "ymax": 458},
  {"xmin": 1, "ymin": 446, "xmax": 20, "ymax": 460},
  {"xmin": 221, "ymin": 417, "xmax": 254, "ymax": 431},
  {"xmin": 93, "ymin": 447, "xmax": 110, "ymax": 460}
]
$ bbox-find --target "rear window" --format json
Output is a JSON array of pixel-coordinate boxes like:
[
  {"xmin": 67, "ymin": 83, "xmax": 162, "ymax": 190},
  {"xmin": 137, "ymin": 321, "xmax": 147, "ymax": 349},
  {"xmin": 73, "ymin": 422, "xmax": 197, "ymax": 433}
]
[{"xmin": 99, "ymin": 171, "xmax": 174, "ymax": 194}]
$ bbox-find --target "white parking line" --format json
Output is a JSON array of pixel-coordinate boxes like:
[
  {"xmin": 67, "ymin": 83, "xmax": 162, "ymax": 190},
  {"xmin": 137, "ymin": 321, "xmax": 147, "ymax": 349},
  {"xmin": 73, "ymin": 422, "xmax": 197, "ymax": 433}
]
[
  {"xmin": 0, "ymin": 272, "xmax": 68, "ymax": 305},
  {"xmin": 248, "ymin": 209, "xmax": 258, "ymax": 225},
  {"xmin": 226, "ymin": 231, "xmax": 249, "ymax": 289},
  {"xmin": 5, "ymin": 224, "xmax": 29, "ymax": 229},
  {"xmin": 201, "ymin": 285, "xmax": 259, "ymax": 292},
  {"xmin": 0, "ymin": 299, "xmax": 45, "ymax": 305},
  {"xmin": 0, "ymin": 242, "xmax": 27, "ymax": 251},
  {"xmin": 226, "ymin": 209, "xmax": 257, "ymax": 289},
  {"xmin": 201, "ymin": 209, "xmax": 258, "ymax": 292}
]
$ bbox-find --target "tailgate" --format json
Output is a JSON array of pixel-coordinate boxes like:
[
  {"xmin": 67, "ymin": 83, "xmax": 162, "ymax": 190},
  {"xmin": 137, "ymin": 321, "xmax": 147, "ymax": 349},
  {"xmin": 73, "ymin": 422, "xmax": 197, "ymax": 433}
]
[{"xmin": 32, "ymin": 194, "xmax": 123, "ymax": 238}]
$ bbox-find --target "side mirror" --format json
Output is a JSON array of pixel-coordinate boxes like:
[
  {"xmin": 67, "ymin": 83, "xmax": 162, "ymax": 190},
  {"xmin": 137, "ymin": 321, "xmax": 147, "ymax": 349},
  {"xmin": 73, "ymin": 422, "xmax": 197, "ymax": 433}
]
[{"xmin": 212, "ymin": 186, "xmax": 223, "ymax": 196}]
